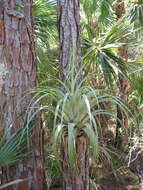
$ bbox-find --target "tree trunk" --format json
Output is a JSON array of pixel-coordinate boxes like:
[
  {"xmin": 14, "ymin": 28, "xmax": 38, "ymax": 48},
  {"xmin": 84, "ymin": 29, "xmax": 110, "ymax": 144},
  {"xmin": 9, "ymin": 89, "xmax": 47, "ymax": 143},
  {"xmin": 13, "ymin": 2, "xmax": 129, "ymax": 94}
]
[
  {"xmin": 58, "ymin": 0, "xmax": 81, "ymax": 81},
  {"xmin": 0, "ymin": 1, "xmax": 46, "ymax": 189},
  {"xmin": 58, "ymin": 1, "xmax": 89, "ymax": 189},
  {"xmin": 115, "ymin": 0, "xmax": 129, "ymax": 149},
  {"xmin": 61, "ymin": 135, "xmax": 89, "ymax": 190}
]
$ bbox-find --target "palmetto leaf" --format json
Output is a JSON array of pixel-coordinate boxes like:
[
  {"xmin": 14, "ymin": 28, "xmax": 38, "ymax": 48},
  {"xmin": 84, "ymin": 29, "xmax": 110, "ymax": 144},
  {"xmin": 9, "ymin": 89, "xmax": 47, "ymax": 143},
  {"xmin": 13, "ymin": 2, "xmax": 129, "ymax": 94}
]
[
  {"xmin": 128, "ymin": 0, "xmax": 143, "ymax": 28},
  {"xmin": 83, "ymin": 19, "xmax": 133, "ymax": 86},
  {"xmin": 82, "ymin": 0, "xmax": 97, "ymax": 17},
  {"xmin": 82, "ymin": 0, "xmax": 114, "ymax": 28},
  {"xmin": 33, "ymin": 0, "xmax": 57, "ymax": 46},
  {"xmin": 98, "ymin": 0, "xmax": 115, "ymax": 27},
  {"xmin": 0, "ymin": 124, "xmax": 33, "ymax": 167}
]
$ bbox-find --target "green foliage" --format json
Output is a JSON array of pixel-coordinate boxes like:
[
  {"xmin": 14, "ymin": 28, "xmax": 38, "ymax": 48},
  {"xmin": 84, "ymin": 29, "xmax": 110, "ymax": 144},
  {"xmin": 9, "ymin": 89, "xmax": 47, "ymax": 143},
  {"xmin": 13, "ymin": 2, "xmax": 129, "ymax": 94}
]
[
  {"xmin": 82, "ymin": 18, "xmax": 132, "ymax": 86},
  {"xmin": 1, "ymin": 0, "xmax": 143, "ymax": 189},
  {"xmin": 81, "ymin": 0, "xmax": 115, "ymax": 31},
  {"xmin": 33, "ymin": 0, "xmax": 57, "ymax": 47},
  {"xmin": 131, "ymin": 74, "xmax": 143, "ymax": 99},
  {"xmin": 0, "ymin": 123, "xmax": 33, "ymax": 167},
  {"xmin": 30, "ymin": 0, "xmax": 143, "ymax": 187},
  {"xmin": 32, "ymin": 65, "xmax": 128, "ymax": 170},
  {"xmin": 128, "ymin": 0, "xmax": 143, "ymax": 28}
]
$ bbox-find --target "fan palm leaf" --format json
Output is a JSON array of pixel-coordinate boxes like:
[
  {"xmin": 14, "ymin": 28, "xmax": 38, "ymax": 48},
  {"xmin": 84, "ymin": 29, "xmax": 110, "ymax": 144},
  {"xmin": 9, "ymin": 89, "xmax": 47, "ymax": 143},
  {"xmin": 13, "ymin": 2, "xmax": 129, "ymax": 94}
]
[{"xmin": 0, "ymin": 122, "xmax": 33, "ymax": 167}]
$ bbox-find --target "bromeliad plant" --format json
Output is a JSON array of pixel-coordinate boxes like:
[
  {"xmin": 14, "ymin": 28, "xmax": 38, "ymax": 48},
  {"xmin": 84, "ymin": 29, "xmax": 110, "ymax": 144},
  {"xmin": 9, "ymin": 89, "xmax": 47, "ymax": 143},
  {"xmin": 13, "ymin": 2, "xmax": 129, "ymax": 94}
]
[{"xmin": 33, "ymin": 68, "xmax": 128, "ymax": 169}]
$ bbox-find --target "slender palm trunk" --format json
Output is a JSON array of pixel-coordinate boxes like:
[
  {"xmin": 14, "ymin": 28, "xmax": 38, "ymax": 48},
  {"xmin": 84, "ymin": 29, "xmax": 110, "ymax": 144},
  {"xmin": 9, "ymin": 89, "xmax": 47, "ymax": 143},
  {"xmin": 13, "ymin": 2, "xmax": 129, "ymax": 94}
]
[
  {"xmin": 0, "ymin": 1, "xmax": 46, "ymax": 189},
  {"xmin": 58, "ymin": 1, "xmax": 89, "ymax": 189},
  {"xmin": 115, "ymin": 0, "xmax": 129, "ymax": 149}
]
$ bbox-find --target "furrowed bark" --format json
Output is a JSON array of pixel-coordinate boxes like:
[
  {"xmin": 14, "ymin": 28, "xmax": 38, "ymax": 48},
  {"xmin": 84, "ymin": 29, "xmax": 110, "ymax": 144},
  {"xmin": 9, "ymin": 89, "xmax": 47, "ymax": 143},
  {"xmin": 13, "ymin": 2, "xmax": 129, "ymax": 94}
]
[
  {"xmin": 0, "ymin": 1, "xmax": 46, "ymax": 189},
  {"xmin": 58, "ymin": 0, "xmax": 89, "ymax": 189},
  {"xmin": 61, "ymin": 135, "xmax": 89, "ymax": 190},
  {"xmin": 58, "ymin": 0, "xmax": 81, "ymax": 81}
]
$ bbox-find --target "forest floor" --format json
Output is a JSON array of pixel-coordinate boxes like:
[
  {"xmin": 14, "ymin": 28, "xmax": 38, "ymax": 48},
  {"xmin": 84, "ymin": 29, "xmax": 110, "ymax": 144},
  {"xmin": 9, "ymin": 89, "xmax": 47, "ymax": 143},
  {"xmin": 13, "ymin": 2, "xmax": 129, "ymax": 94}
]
[{"xmin": 52, "ymin": 171, "xmax": 140, "ymax": 190}]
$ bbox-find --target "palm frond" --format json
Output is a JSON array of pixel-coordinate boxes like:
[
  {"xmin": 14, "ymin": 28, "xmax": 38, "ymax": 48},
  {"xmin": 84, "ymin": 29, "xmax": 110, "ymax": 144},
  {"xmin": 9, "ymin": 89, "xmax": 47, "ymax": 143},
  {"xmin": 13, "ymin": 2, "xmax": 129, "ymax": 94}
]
[
  {"xmin": 83, "ymin": 18, "xmax": 135, "ymax": 86},
  {"xmin": 128, "ymin": 0, "xmax": 143, "ymax": 29},
  {"xmin": 0, "ymin": 122, "xmax": 33, "ymax": 167}
]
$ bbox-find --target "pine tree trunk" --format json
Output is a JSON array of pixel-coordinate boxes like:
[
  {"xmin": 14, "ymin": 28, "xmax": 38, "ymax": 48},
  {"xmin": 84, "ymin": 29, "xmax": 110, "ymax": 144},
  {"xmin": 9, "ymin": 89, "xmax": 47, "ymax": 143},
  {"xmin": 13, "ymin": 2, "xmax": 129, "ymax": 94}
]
[
  {"xmin": 58, "ymin": 0, "xmax": 81, "ymax": 81},
  {"xmin": 115, "ymin": 0, "xmax": 129, "ymax": 149},
  {"xmin": 58, "ymin": 1, "xmax": 89, "ymax": 189},
  {"xmin": 61, "ymin": 135, "xmax": 89, "ymax": 190},
  {"xmin": 0, "ymin": 1, "xmax": 46, "ymax": 189}
]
